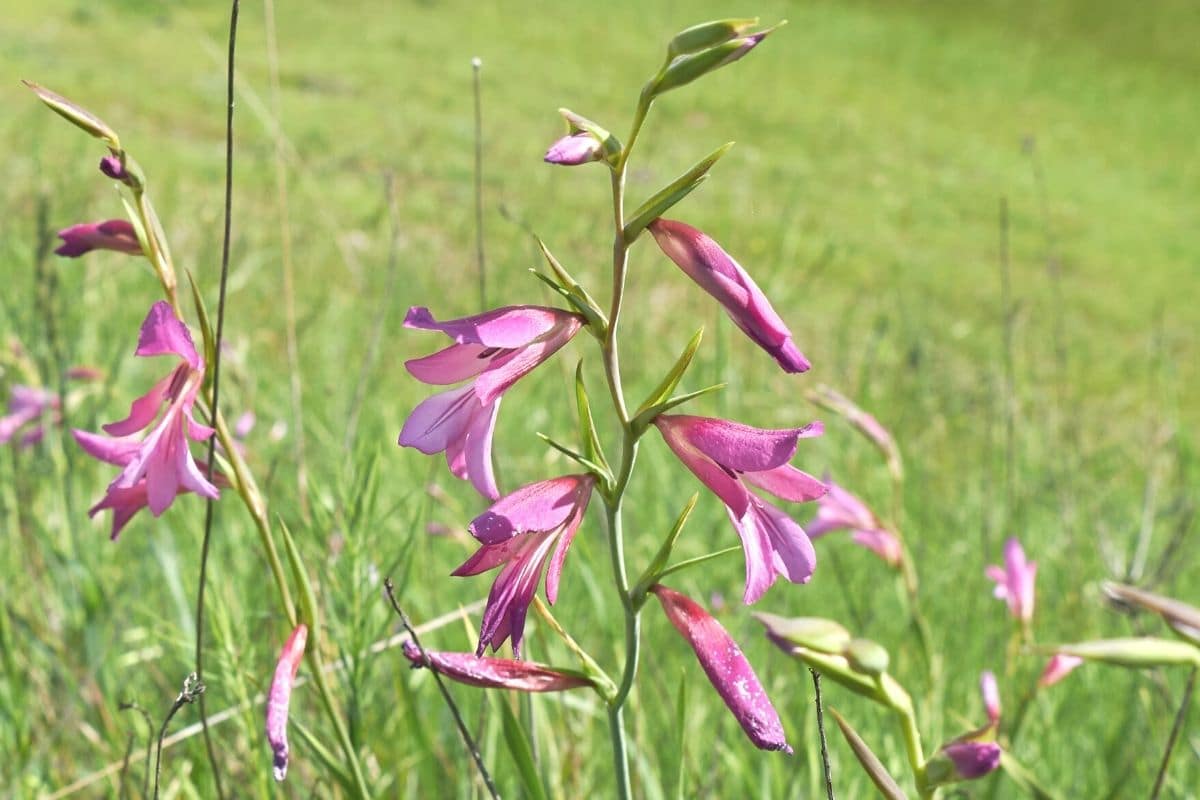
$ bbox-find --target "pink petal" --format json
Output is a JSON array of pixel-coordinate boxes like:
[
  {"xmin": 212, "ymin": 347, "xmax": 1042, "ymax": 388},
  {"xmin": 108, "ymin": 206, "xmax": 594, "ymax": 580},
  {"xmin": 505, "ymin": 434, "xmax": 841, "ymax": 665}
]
[
  {"xmin": 941, "ymin": 740, "xmax": 1002, "ymax": 780},
  {"xmin": 1038, "ymin": 654, "xmax": 1083, "ymax": 688},
  {"xmin": 543, "ymin": 132, "xmax": 602, "ymax": 166},
  {"xmin": 742, "ymin": 463, "xmax": 827, "ymax": 503},
  {"xmin": 402, "ymin": 641, "xmax": 590, "ymax": 691},
  {"xmin": 463, "ymin": 396, "xmax": 501, "ymax": 500},
  {"xmin": 72, "ymin": 428, "xmax": 143, "ymax": 466},
  {"xmin": 473, "ymin": 531, "xmax": 558, "ymax": 657},
  {"xmin": 398, "ymin": 385, "xmax": 480, "ymax": 455},
  {"xmin": 652, "ymin": 585, "xmax": 792, "ymax": 753},
  {"xmin": 135, "ymin": 302, "xmax": 202, "ymax": 370},
  {"xmin": 87, "ymin": 483, "xmax": 150, "ymax": 540},
  {"xmin": 470, "ymin": 316, "xmax": 583, "ymax": 404},
  {"xmin": 404, "ymin": 305, "xmax": 576, "ymax": 349},
  {"xmin": 469, "ymin": 475, "xmax": 590, "ymax": 545},
  {"xmin": 406, "ymin": 342, "xmax": 495, "ymax": 385},
  {"xmin": 980, "ymin": 671, "xmax": 1000, "ymax": 724},
  {"xmin": 102, "ymin": 372, "xmax": 172, "ymax": 437},
  {"xmin": 54, "ymin": 219, "xmax": 142, "ymax": 258},
  {"xmin": 656, "ymin": 415, "xmax": 752, "ymax": 516}
]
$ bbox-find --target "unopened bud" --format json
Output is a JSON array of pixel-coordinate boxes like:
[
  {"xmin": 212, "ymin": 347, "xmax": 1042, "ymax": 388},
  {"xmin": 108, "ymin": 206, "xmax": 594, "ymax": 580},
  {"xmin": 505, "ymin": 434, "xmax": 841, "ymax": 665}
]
[
  {"xmin": 754, "ymin": 613, "xmax": 851, "ymax": 654},
  {"xmin": 667, "ymin": 18, "xmax": 759, "ymax": 58},
  {"xmin": 843, "ymin": 638, "xmax": 890, "ymax": 677}
]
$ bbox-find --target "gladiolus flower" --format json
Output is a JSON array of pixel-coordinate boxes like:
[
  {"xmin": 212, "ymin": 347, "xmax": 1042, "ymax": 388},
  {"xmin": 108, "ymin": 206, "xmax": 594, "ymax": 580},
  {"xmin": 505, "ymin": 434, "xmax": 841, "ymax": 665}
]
[
  {"xmin": 73, "ymin": 301, "xmax": 218, "ymax": 538},
  {"xmin": 654, "ymin": 414, "xmax": 826, "ymax": 603},
  {"xmin": 806, "ymin": 478, "xmax": 902, "ymax": 567},
  {"xmin": 0, "ymin": 385, "xmax": 59, "ymax": 448},
  {"xmin": 986, "ymin": 537, "xmax": 1036, "ymax": 623},
  {"xmin": 1038, "ymin": 653, "xmax": 1083, "ymax": 688},
  {"xmin": 266, "ymin": 624, "xmax": 307, "ymax": 782},
  {"xmin": 926, "ymin": 672, "xmax": 1003, "ymax": 786},
  {"xmin": 652, "ymin": 585, "xmax": 791, "ymax": 753},
  {"xmin": 453, "ymin": 474, "xmax": 594, "ymax": 657},
  {"xmin": 648, "ymin": 218, "xmax": 809, "ymax": 373},
  {"xmin": 401, "ymin": 640, "xmax": 591, "ymax": 691},
  {"xmin": 936, "ymin": 740, "xmax": 1003, "ymax": 781},
  {"xmin": 543, "ymin": 132, "xmax": 602, "ymax": 165},
  {"xmin": 54, "ymin": 219, "xmax": 142, "ymax": 258},
  {"xmin": 399, "ymin": 305, "xmax": 584, "ymax": 500}
]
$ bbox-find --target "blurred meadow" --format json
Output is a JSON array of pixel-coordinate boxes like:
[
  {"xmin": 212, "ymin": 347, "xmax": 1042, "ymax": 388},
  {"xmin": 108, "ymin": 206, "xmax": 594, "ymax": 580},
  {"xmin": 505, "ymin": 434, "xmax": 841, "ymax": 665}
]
[{"xmin": 2, "ymin": 0, "xmax": 1198, "ymax": 796}]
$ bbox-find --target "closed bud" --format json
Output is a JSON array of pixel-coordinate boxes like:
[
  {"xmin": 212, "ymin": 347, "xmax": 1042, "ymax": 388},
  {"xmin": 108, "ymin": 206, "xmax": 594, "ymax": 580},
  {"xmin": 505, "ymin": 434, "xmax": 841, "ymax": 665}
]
[
  {"xmin": 543, "ymin": 132, "xmax": 602, "ymax": 166},
  {"xmin": 753, "ymin": 613, "xmax": 851, "ymax": 654},
  {"xmin": 667, "ymin": 18, "xmax": 759, "ymax": 58},
  {"xmin": 843, "ymin": 638, "xmax": 890, "ymax": 677},
  {"xmin": 1051, "ymin": 637, "xmax": 1200, "ymax": 669},
  {"xmin": 650, "ymin": 23, "xmax": 782, "ymax": 96},
  {"xmin": 925, "ymin": 738, "xmax": 1002, "ymax": 785},
  {"xmin": 23, "ymin": 80, "xmax": 121, "ymax": 151}
]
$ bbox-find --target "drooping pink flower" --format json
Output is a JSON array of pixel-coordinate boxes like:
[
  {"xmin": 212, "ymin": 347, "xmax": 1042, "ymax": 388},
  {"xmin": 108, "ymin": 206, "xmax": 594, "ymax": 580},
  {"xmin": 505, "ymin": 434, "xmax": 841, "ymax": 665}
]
[
  {"xmin": 1038, "ymin": 653, "xmax": 1083, "ymax": 688},
  {"xmin": 54, "ymin": 219, "xmax": 142, "ymax": 258},
  {"xmin": 73, "ymin": 301, "xmax": 218, "ymax": 538},
  {"xmin": 938, "ymin": 739, "xmax": 1003, "ymax": 780},
  {"xmin": 401, "ymin": 640, "xmax": 591, "ymax": 691},
  {"xmin": 648, "ymin": 219, "xmax": 809, "ymax": 373},
  {"xmin": 0, "ymin": 385, "xmax": 59, "ymax": 448},
  {"xmin": 652, "ymin": 585, "xmax": 791, "ymax": 753},
  {"xmin": 654, "ymin": 414, "xmax": 826, "ymax": 603},
  {"xmin": 266, "ymin": 624, "xmax": 307, "ymax": 782},
  {"xmin": 399, "ymin": 305, "xmax": 584, "ymax": 500},
  {"xmin": 453, "ymin": 474, "xmax": 594, "ymax": 657},
  {"xmin": 806, "ymin": 478, "xmax": 902, "ymax": 567},
  {"xmin": 986, "ymin": 537, "xmax": 1037, "ymax": 623},
  {"xmin": 543, "ymin": 132, "xmax": 602, "ymax": 166},
  {"xmin": 980, "ymin": 670, "xmax": 1000, "ymax": 725}
]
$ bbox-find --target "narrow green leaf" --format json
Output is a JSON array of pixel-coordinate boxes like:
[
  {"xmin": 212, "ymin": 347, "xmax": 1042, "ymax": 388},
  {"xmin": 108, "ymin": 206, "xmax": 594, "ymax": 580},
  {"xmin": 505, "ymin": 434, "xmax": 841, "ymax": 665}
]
[
  {"xmin": 632, "ymin": 494, "xmax": 699, "ymax": 604},
  {"xmin": 119, "ymin": 196, "xmax": 151, "ymax": 258},
  {"xmin": 497, "ymin": 697, "xmax": 549, "ymax": 800},
  {"xmin": 632, "ymin": 384, "xmax": 727, "ymax": 434},
  {"xmin": 291, "ymin": 718, "xmax": 356, "ymax": 794},
  {"xmin": 536, "ymin": 433, "xmax": 611, "ymax": 482},
  {"xmin": 23, "ymin": 80, "xmax": 121, "ymax": 150},
  {"xmin": 278, "ymin": 517, "xmax": 320, "ymax": 647},
  {"xmin": 669, "ymin": 675, "xmax": 688, "ymax": 800},
  {"xmin": 184, "ymin": 269, "xmax": 216, "ymax": 373},
  {"xmin": 535, "ymin": 239, "xmax": 608, "ymax": 327},
  {"xmin": 635, "ymin": 328, "xmax": 704, "ymax": 417},
  {"xmin": 667, "ymin": 18, "xmax": 759, "ymax": 58},
  {"xmin": 624, "ymin": 142, "xmax": 733, "ymax": 241},
  {"xmin": 574, "ymin": 362, "xmax": 610, "ymax": 473},
  {"xmin": 828, "ymin": 707, "xmax": 908, "ymax": 800},
  {"xmin": 528, "ymin": 270, "xmax": 606, "ymax": 335}
]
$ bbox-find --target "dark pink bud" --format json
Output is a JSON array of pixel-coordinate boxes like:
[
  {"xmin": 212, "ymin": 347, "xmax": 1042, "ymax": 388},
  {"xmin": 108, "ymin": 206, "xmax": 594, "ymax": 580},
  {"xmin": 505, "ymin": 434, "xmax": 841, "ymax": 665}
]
[
  {"xmin": 939, "ymin": 740, "xmax": 1002, "ymax": 780},
  {"xmin": 99, "ymin": 155, "xmax": 126, "ymax": 181},
  {"xmin": 402, "ymin": 641, "xmax": 591, "ymax": 691},
  {"xmin": 266, "ymin": 624, "xmax": 308, "ymax": 781},
  {"xmin": 652, "ymin": 585, "xmax": 791, "ymax": 753},
  {"xmin": 55, "ymin": 219, "xmax": 142, "ymax": 258}
]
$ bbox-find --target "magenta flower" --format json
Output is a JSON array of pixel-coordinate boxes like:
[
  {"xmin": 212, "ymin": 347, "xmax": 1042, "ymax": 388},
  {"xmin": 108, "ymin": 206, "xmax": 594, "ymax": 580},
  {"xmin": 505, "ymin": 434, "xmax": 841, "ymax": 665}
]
[
  {"xmin": 399, "ymin": 305, "xmax": 584, "ymax": 500},
  {"xmin": 926, "ymin": 672, "xmax": 1003, "ymax": 785},
  {"xmin": 54, "ymin": 219, "xmax": 142, "ymax": 258},
  {"xmin": 652, "ymin": 585, "xmax": 791, "ymax": 753},
  {"xmin": 543, "ymin": 132, "xmax": 602, "ymax": 165},
  {"xmin": 266, "ymin": 624, "xmax": 307, "ymax": 782},
  {"xmin": 72, "ymin": 301, "xmax": 218, "ymax": 538},
  {"xmin": 654, "ymin": 414, "xmax": 826, "ymax": 603},
  {"xmin": 1038, "ymin": 653, "xmax": 1083, "ymax": 688},
  {"xmin": 402, "ymin": 640, "xmax": 591, "ymax": 691},
  {"xmin": 806, "ymin": 478, "xmax": 902, "ymax": 567},
  {"xmin": 938, "ymin": 740, "xmax": 1003, "ymax": 780},
  {"xmin": 648, "ymin": 218, "xmax": 809, "ymax": 373},
  {"xmin": 986, "ymin": 537, "xmax": 1037, "ymax": 623},
  {"xmin": 453, "ymin": 474, "xmax": 594, "ymax": 657},
  {"xmin": 0, "ymin": 385, "xmax": 59, "ymax": 448}
]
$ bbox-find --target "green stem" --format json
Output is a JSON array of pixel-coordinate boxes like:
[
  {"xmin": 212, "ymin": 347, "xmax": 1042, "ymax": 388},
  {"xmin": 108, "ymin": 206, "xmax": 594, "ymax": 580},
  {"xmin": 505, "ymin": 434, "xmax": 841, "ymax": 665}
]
[
  {"xmin": 652, "ymin": 545, "xmax": 741, "ymax": 587},
  {"xmin": 892, "ymin": 701, "xmax": 929, "ymax": 798}
]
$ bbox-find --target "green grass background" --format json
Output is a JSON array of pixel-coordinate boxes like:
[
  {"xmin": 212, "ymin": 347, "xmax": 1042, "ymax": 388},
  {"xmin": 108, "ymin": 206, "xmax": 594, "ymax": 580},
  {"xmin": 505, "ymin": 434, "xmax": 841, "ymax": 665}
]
[{"xmin": 2, "ymin": 0, "xmax": 1198, "ymax": 796}]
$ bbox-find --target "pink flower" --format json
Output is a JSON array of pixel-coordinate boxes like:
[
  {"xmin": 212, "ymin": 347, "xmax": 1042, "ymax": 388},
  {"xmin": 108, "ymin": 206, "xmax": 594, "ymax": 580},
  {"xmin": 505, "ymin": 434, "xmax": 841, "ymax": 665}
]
[
  {"xmin": 652, "ymin": 585, "xmax": 791, "ymax": 753},
  {"xmin": 806, "ymin": 478, "xmax": 902, "ymax": 567},
  {"xmin": 0, "ymin": 385, "xmax": 59, "ymax": 448},
  {"xmin": 453, "ymin": 475, "xmax": 594, "ymax": 657},
  {"xmin": 1038, "ymin": 653, "xmax": 1083, "ymax": 688},
  {"xmin": 399, "ymin": 305, "xmax": 584, "ymax": 500},
  {"xmin": 401, "ymin": 640, "xmax": 591, "ymax": 691},
  {"xmin": 543, "ymin": 132, "xmax": 602, "ymax": 165},
  {"xmin": 73, "ymin": 302, "xmax": 218, "ymax": 538},
  {"xmin": 54, "ymin": 219, "xmax": 142, "ymax": 258},
  {"xmin": 266, "ymin": 624, "xmax": 307, "ymax": 782},
  {"xmin": 648, "ymin": 219, "xmax": 809, "ymax": 373},
  {"xmin": 986, "ymin": 537, "xmax": 1037, "ymax": 623},
  {"xmin": 654, "ymin": 414, "xmax": 826, "ymax": 603},
  {"xmin": 980, "ymin": 670, "xmax": 1000, "ymax": 725},
  {"xmin": 938, "ymin": 740, "xmax": 1002, "ymax": 780}
]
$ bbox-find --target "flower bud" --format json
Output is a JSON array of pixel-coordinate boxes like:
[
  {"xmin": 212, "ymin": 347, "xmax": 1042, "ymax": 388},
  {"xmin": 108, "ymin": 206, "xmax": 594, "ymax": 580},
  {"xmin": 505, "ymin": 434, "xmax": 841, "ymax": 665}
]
[
  {"xmin": 925, "ymin": 739, "xmax": 1002, "ymax": 785},
  {"xmin": 54, "ymin": 220, "xmax": 143, "ymax": 258},
  {"xmin": 843, "ymin": 638, "xmax": 890, "ymax": 677},
  {"xmin": 753, "ymin": 613, "xmax": 851, "ymax": 654},
  {"xmin": 1037, "ymin": 653, "xmax": 1083, "ymax": 688},
  {"xmin": 543, "ymin": 132, "xmax": 602, "ymax": 166},
  {"xmin": 266, "ymin": 624, "xmax": 308, "ymax": 782},
  {"xmin": 402, "ymin": 640, "xmax": 591, "ymax": 692},
  {"xmin": 667, "ymin": 18, "xmax": 759, "ymax": 58},
  {"xmin": 1051, "ymin": 637, "xmax": 1200, "ymax": 669},
  {"xmin": 650, "ymin": 24, "xmax": 781, "ymax": 96}
]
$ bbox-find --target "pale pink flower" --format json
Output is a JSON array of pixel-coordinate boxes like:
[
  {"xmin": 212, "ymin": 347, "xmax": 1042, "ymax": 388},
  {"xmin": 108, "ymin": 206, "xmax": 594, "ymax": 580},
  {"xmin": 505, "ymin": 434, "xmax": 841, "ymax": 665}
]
[
  {"xmin": 649, "ymin": 219, "xmax": 809, "ymax": 373},
  {"xmin": 986, "ymin": 537, "xmax": 1037, "ymax": 623},
  {"xmin": 401, "ymin": 641, "xmax": 591, "ymax": 691},
  {"xmin": 1038, "ymin": 654, "xmax": 1083, "ymax": 688},
  {"xmin": 0, "ymin": 385, "xmax": 59, "ymax": 448},
  {"xmin": 54, "ymin": 219, "xmax": 142, "ymax": 258},
  {"xmin": 806, "ymin": 478, "xmax": 902, "ymax": 567},
  {"xmin": 73, "ymin": 301, "xmax": 218, "ymax": 538},
  {"xmin": 652, "ymin": 585, "xmax": 791, "ymax": 753},
  {"xmin": 399, "ymin": 305, "xmax": 583, "ymax": 500},
  {"xmin": 266, "ymin": 624, "xmax": 307, "ymax": 782},
  {"xmin": 654, "ymin": 414, "xmax": 826, "ymax": 603},
  {"xmin": 453, "ymin": 475, "xmax": 594, "ymax": 657}
]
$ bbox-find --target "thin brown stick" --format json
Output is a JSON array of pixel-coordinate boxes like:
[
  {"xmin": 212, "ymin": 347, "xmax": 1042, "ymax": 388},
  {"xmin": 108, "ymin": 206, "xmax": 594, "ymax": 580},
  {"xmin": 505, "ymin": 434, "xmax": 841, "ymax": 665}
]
[{"xmin": 811, "ymin": 669, "xmax": 836, "ymax": 800}]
